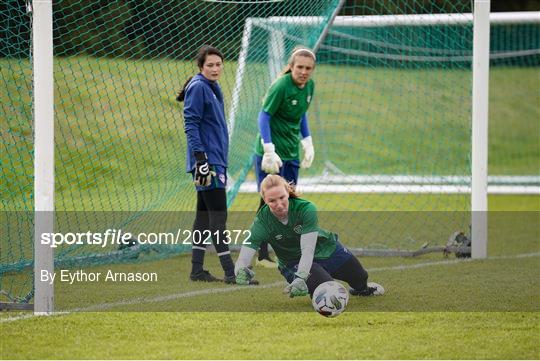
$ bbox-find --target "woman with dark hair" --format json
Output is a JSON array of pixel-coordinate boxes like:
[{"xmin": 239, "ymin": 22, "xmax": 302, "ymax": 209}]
[
  {"xmin": 235, "ymin": 174, "xmax": 384, "ymax": 299},
  {"xmin": 177, "ymin": 45, "xmax": 237, "ymax": 283},
  {"xmin": 253, "ymin": 46, "xmax": 318, "ymax": 267}
]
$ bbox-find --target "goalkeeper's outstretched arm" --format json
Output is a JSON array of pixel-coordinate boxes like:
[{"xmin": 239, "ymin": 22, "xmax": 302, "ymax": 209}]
[
  {"xmin": 234, "ymin": 246, "xmax": 256, "ymax": 274},
  {"xmin": 297, "ymin": 231, "xmax": 317, "ymax": 276},
  {"xmin": 283, "ymin": 231, "xmax": 317, "ymax": 298}
]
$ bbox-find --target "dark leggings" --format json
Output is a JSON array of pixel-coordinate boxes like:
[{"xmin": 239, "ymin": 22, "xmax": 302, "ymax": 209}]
[
  {"xmin": 193, "ymin": 188, "xmax": 230, "ymax": 254},
  {"xmin": 191, "ymin": 188, "xmax": 234, "ymax": 277},
  {"xmin": 305, "ymin": 256, "xmax": 369, "ymax": 297}
]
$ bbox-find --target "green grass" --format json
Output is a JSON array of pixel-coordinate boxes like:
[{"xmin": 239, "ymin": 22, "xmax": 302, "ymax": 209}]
[
  {"xmin": 2, "ymin": 58, "xmax": 539, "ymax": 211},
  {"xmin": 30, "ymin": 249, "xmax": 540, "ymax": 312},
  {"xmin": 232, "ymin": 193, "xmax": 540, "ymax": 252},
  {"xmin": 232, "ymin": 193, "xmax": 540, "ymax": 211},
  {"xmin": 1, "ymin": 195, "xmax": 539, "ymax": 359},
  {"xmin": 489, "ymin": 68, "xmax": 540, "ymax": 174},
  {"xmin": 2, "ymin": 312, "xmax": 539, "ymax": 359},
  {"xmin": 1, "ymin": 252, "xmax": 539, "ymax": 359}
]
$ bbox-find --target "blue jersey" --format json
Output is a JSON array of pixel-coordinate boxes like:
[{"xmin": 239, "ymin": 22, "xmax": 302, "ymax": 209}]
[{"xmin": 183, "ymin": 73, "xmax": 229, "ymax": 172}]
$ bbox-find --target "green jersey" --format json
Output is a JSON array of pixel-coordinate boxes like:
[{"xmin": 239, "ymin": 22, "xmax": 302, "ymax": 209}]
[
  {"xmin": 247, "ymin": 198, "xmax": 337, "ymax": 267},
  {"xmin": 255, "ymin": 73, "xmax": 315, "ymax": 160}
]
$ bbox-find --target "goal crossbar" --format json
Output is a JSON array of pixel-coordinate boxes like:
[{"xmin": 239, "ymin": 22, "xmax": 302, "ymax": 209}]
[{"xmin": 250, "ymin": 12, "xmax": 540, "ymax": 27}]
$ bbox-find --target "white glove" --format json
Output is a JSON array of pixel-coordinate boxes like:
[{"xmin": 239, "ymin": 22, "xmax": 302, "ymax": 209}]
[
  {"xmin": 300, "ymin": 136, "xmax": 314, "ymax": 169},
  {"xmin": 261, "ymin": 142, "xmax": 282, "ymax": 174}
]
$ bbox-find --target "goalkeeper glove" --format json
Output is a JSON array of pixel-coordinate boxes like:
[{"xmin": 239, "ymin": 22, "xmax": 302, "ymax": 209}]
[
  {"xmin": 300, "ymin": 136, "xmax": 314, "ymax": 169},
  {"xmin": 283, "ymin": 271, "xmax": 309, "ymax": 298},
  {"xmin": 236, "ymin": 267, "xmax": 258, "ymax": 285},
  {"xmin": 261, "ymin": 143, "xmax": 282, "ymax": 174},
  {"xmin": 193, "ymin": 152, "xmax": 216, "ymax": 187}
]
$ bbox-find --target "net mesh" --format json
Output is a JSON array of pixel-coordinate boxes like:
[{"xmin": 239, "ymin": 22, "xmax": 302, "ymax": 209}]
[
  {"xmin": 1, "ymin": 0, "xmax": 539, "ymax": 305},
  {"xmin": 0, "ymin": 0, "xmax": 343, "ymax": 304}
]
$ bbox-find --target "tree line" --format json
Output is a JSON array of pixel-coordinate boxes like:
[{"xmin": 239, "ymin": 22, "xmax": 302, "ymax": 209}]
[{"xmin": 1, "ymin": 0, "xmax": 538, "ymax": 59}]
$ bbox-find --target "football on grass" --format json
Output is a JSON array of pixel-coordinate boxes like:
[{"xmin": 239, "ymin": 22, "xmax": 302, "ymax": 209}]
[{"xmin": 312, "ymin": 281, "xmax": 349, "ymax": 317}]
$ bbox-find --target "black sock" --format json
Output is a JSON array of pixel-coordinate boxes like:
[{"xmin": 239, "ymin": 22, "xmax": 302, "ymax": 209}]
[
  {"xmin": 191, "ymin": 191, "xmax": 209, "ymax": 275},
  {"xmin": 199, "ymin": 188, "xmax": 235, "ymax": 277},
  {"xmin": 213, "ymin": 231, "xmax": 234, "ymax": 278},
  {"xmin": 191, "ymin": 247, "xmax": 206, "ymax": 274},
  {"xmin": 306, "ymin": 263, "xmax": 334, "ymax": 297},
  {"xmin": 218, "ymin": 252, "xmax": 235, "ymax": 278}
]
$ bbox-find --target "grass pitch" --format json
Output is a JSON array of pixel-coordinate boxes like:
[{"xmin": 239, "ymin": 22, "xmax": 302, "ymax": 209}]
[
  {"xmin": 1, "ymin": 194, "xmax": 538, "ymax": 359},
  {"xmin": 2, "ymin": 312, "xmax": 538, "ymax": 360}
]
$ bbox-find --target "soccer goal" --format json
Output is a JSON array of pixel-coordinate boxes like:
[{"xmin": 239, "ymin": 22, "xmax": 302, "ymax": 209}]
[
  {"xmin": 227, "ymin": 8, "xmax": 539, "ymax": 259},
  {"xmin": 234, "ymin": 11, "xmax": 540, "ymax": 195}
]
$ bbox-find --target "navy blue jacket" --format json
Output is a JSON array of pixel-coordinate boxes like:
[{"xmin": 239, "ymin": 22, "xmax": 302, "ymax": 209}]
[{"xmin": 183, "ymin": 73, "xmax": 229, "ymax": 172}]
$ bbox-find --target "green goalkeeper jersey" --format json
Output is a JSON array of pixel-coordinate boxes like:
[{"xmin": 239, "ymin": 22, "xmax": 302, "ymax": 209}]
[
  {"xmin": 246, "ymin": 197, "xmax": 337, "ymax": 267},
  {"xmin": 255, "ymin": 73, "xmax": 315, "ymax": 160}
]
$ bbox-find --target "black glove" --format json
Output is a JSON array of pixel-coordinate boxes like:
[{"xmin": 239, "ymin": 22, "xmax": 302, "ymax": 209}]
[{"xmin": 193, "ymin": 152, "xmax": 215, "ymax": 187}]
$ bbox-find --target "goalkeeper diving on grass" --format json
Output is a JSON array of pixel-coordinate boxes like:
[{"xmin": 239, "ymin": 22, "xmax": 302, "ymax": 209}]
[
  {"xmin": 235, "ymin": 175, "xmax": 385, "ymax": 298},
  {"xmin": 253, "ymin": 46, "xmax": 317, "ymax": 268}
]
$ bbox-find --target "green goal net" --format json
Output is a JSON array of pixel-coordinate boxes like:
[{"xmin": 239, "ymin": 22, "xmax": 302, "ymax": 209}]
[
  {"xmin": 0, "ymin": 0, "xmax": 344, "ymax": 308},
  {"xmin": 231, "ymin": 6, "xmax": 539, "ymax": 254},
  {"xmin": 1, "ymin": 0, "xmax": 539, "ymax": 308}
]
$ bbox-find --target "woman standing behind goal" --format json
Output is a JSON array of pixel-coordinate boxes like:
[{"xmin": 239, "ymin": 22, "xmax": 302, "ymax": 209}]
[
  {"xmin": 253, "ymin": 46, "xmax": 317, "ymax": 267},
  {"xmin": 177, "ymin": 45, "xmax": 237, "ymax": 283}
]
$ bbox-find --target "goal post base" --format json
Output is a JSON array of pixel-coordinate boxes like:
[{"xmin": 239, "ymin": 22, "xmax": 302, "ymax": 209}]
[
  {"xmin": 0, "ymin": 302, "xmax": 34, "ymax": 311},
  {"xmin": 349, "ymin": 246, "xmax": 472, "ymax": 258}
]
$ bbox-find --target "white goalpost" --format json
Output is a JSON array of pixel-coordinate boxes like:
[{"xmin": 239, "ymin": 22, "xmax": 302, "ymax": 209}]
[
  {"xmin": 471, "ymin": 0, "xmax": 490, "ymax": 258},
  {"xmin": 33, "ymin": 0, "xmax": 55, "ymax": 315}
]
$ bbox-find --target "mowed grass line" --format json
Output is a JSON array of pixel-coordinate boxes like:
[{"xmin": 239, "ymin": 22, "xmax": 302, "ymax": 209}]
[
  {"xmin": 1, "ymin": 250, "xmax": 538, "ymax": 316},
  {"xmin": 1, "ymin": 312, "xmax": 538, "ymax": 359}
]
